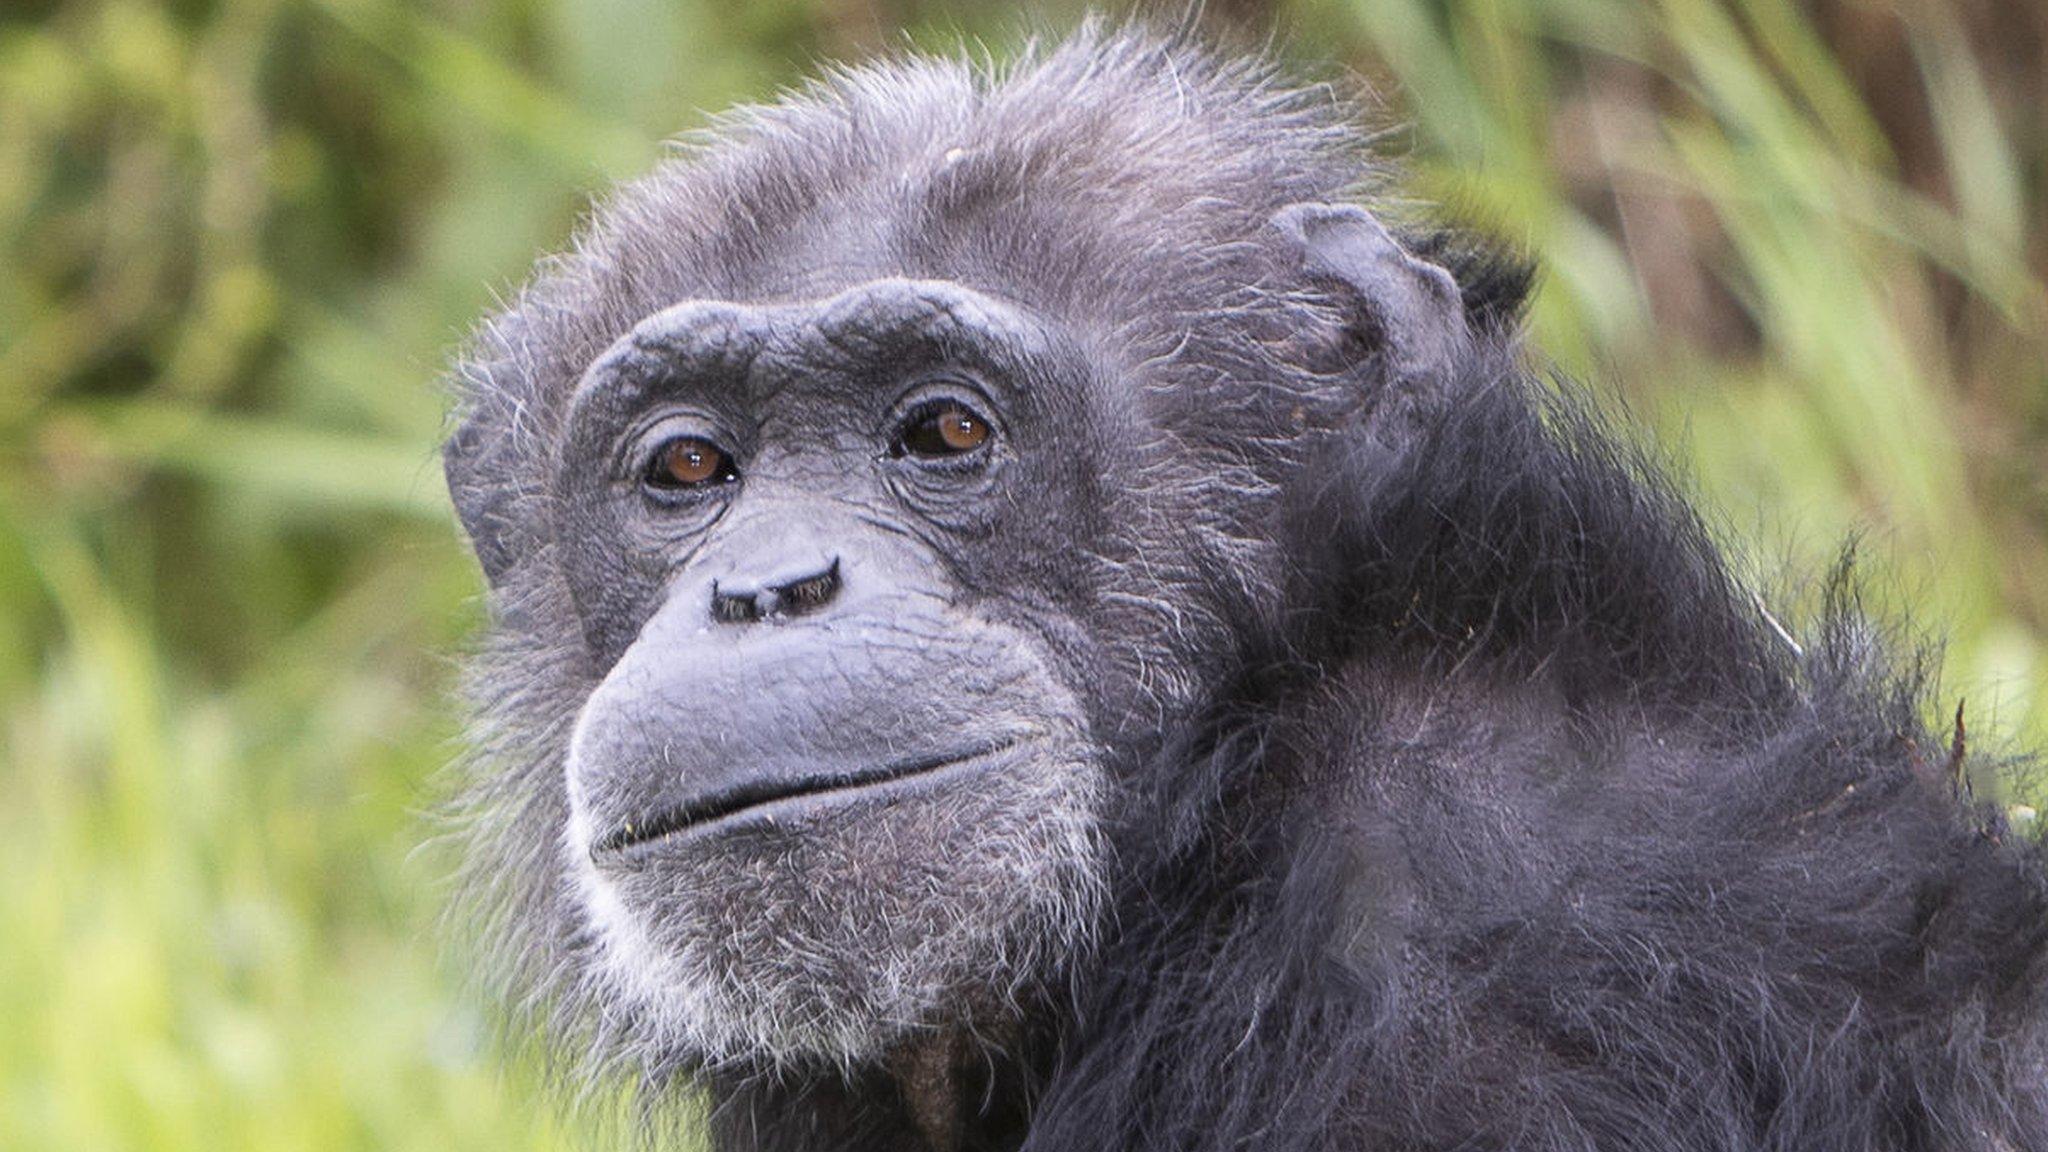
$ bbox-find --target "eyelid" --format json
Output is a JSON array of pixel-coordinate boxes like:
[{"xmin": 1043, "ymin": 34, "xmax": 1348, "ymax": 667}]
[
  {"xmin": 620, "ymin": 410, "xmax": 739, "ymax": 478},
  {"xmin": 644, "ymin": 435, "xmax": 737, "ymax": 487},
  {"xmin": 890, "ymin": 395, "xmax": 998, "ymax": 459},
  {"xmin": 888, "ymin": 370, "xmax": 997, "ymax": 410},
  {"xmin": 887, "ymin": 373, "xmax": 1000, "ymax": 426}
]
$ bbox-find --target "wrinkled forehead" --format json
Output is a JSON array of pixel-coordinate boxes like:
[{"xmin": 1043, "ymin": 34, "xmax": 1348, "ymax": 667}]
[{"xmin": 564, "ymin": 277, "xmax": 1082, "ymax": 417}]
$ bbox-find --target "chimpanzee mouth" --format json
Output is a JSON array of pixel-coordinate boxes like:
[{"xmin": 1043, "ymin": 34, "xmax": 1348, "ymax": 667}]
[{"xmin": 592, "ymin": 739, "xmax": 1018, "ymax": 862}]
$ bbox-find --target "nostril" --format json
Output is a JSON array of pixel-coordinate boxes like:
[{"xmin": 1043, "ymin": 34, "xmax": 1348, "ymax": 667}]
[
  {"xmin": 774, "ymin": 559, "xmax": 840, "ymax": 615},
  {"xmin": 711, "ymin": 557, "xmax": 841, "ymax": 623},
  {"xmin": 710, "ymin": 580, "xmax": 759, "ymax": 623}
]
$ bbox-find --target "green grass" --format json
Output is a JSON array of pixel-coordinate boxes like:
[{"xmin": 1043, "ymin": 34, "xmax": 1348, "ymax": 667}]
[{"xmin": 2, "ymin": 1, "xmax": 2043, "ymax": 1147}]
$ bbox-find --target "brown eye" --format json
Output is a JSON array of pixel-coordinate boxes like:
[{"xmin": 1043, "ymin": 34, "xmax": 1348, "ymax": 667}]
[
  {"xmin": 895, "ymin": 401, "xmax": 993, "ymax": 459},
  {"xmin": 646, "ymin": 437, "xmax": 736, "ymax": 489}
]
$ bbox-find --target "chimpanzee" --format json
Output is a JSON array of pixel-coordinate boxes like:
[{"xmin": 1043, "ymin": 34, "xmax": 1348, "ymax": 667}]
[{"xmin": 441, "ymin": 24, "xmax": 2048, "ymax": 1152}]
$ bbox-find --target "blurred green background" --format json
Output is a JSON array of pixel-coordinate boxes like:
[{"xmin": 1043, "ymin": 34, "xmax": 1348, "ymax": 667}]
[{"xmin": 2, "ymin": 0, "xmax": 2043, "ymax": 1147}]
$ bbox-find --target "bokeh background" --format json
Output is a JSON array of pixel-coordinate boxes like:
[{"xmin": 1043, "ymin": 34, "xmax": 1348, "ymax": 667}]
[{"xmin": 3, "ymin": 0, "xmax": 2044, "ymax": 1147}]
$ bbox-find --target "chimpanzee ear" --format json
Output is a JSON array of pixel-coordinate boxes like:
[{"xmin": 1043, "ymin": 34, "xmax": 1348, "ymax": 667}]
[
  {"xmin": 1271, "ymin": 203, "xmax": 1469, "ymax": 380},
  {"xmin": 443, "ymin": 405, "xmax": 524, "ymax": 590}
]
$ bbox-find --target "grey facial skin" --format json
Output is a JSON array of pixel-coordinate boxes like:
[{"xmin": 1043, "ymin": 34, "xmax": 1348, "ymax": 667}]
[{"xmin": 548, "ymin": 281, "xmax": 1116, "ymax": 1067}]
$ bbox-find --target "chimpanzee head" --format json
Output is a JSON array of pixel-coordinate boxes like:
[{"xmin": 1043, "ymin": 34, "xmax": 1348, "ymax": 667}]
[{"xmin": 444, "ymin": 28, "xmax": 1475, "ymax": 1072}]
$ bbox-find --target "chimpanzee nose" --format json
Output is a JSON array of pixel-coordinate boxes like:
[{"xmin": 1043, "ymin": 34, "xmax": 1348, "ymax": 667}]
[{"xmin": 711, "ymin": 557, "xmax": 842, "ymax": 623}]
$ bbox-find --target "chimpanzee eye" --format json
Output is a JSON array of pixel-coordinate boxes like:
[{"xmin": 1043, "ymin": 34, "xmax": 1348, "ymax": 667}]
[
  {"xmin": 644, "ymin": 436, "xmax": 738, "ymax": 490},
  {"xmin": 893, "ymin": 400, "xmax": 994, "ymax": 459}
]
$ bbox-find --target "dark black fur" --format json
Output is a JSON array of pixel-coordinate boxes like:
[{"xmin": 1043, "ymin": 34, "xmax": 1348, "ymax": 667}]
[
  {"xmin": 444, "ymin": 24, "xmax": 2048, "ymax": 1152},
  {"xmin": 1025, "ymin": 360, "xmax": 2048, "ymax": 1152}
]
